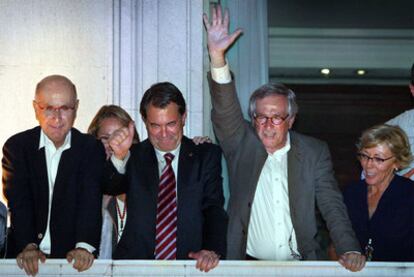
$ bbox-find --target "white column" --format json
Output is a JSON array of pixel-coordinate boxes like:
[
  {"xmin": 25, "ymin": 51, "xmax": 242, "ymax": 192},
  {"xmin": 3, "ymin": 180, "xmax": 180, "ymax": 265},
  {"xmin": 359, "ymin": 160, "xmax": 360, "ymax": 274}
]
[{"xmin": 114, "ymin": 0, "xmax": 204, "ymax": 139}]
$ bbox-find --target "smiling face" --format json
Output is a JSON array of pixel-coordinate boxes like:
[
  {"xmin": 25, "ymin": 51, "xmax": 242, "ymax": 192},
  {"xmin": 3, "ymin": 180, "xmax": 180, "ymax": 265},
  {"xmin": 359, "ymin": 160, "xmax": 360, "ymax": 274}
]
[
  {"xmin": 144, "ymin": 103, "xmax": 186, "ymax": 152},
  {"xmin": 254, "ymin": 95, "xmax": 295, "ymax": 154},
  {"xmin": 33, "ymin": 78, "xmax": 78, "ymax": 148},
  {"xmin": 360, "ymin": 143, "xmax": 398, "ymax": 188}
]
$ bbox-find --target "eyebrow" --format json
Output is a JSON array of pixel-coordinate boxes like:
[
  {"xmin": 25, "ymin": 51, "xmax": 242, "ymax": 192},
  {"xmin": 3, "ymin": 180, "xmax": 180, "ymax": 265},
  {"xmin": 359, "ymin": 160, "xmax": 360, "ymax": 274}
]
[{"xmin": 360, "ymin": 151, "xmax": 388, "ymax": 157}]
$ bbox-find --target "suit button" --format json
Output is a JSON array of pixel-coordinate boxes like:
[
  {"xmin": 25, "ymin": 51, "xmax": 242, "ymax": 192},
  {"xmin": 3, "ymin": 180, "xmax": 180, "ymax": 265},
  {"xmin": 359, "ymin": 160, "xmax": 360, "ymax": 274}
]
[
  {"xmin": 248, "ymin": 202, "xmax": 251, "ymax": 208},
  {"xmin": 37, "ymin": 233, "xmax": 43, "ymax": 239}
]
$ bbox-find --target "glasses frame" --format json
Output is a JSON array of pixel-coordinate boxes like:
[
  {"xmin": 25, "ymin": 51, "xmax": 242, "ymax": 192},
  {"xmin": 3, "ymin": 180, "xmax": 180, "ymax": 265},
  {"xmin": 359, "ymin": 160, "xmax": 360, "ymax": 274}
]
[
  {"xmin": 254, "ymin": 113, "xmax": 290, "ymax": 126},
  {"xmin": 357, "ymin": 152, "xmax": 394, "ymax": 165},
  {"xmin": 34, "ymin": 101, "xmax": 76, "ymax": 117}
]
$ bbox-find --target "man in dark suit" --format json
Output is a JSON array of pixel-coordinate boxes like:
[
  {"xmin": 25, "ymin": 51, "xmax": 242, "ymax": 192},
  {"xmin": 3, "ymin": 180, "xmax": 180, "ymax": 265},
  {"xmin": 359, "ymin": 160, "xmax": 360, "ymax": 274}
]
[
  {"xmin": 203, "ymin": 5, "xmax": 365, "ymax": 272},
  {"xmin": 2, "ymin": 75, "xmax": 104, "ymax": 276},
  {"xmin": 103, "ymin": 82, "xmax": 227, "ymax": 272}
]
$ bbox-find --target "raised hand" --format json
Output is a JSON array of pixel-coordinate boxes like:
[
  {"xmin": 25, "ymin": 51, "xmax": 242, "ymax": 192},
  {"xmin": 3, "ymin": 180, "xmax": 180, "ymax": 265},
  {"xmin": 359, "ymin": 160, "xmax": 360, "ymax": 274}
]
[
  {"xmin": 108, "ymin": 121, "xmax": 135, "ymax": 160},
  {"xmin": 192, "ymin": 136, "xmax": 212, "ymax": 145},
  {"xmin": 203, "ymin": 4, "xmax": 242, "ymax": 67}
]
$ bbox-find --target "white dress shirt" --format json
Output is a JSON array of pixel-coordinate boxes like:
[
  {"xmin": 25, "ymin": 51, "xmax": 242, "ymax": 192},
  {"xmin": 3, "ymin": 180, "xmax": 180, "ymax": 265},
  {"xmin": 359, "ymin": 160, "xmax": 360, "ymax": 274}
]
[
  {"xmin": 246, "ymin": 135, "xmax": 299, "ymax": 260},
  {"xmin": 112, "ymin": 144, "xmax": 181, "ymax": 194},
  {"xmin": 38, "ymin": 130, "xmax": 95, "ymax": 254},
  {"xmin": 386, "ymin": 109, "xmax": 414, "ymax": 179}
]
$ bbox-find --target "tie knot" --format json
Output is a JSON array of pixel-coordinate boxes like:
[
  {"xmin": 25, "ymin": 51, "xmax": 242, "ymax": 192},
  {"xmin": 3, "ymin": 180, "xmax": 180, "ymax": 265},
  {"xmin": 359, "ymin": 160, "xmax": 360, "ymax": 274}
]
[{"xmin": 164, "ymin": 153, "xmax": 174, "ymax": 164}]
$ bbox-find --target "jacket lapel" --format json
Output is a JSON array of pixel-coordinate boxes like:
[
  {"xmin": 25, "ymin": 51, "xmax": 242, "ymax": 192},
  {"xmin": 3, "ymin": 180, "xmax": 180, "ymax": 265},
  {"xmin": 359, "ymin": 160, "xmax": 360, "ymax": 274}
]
[
  {"xmin": 52, "ymin": 131, "xmax": 78, "ymax": 210},
  {"xmin": 176, "ymin": 137, "xmax": 196, "ymax": 258},
  {"xmin": 32, "ymin": 128, "xmax": 49, "ymax": 233},
  {"xmin": 141, "ymin": 141, "xmax": 159, "ymax": 202},
  {"xmin": 33, "ymin": 147, "xmax": 48, "ymax": 198},
  {"xmin": 287, "ymin": 133, "xmax": 304, "ymax": 252},
  {"xmin": 177, "ymin": 137, "xmax": 195, "ymax": 196}
]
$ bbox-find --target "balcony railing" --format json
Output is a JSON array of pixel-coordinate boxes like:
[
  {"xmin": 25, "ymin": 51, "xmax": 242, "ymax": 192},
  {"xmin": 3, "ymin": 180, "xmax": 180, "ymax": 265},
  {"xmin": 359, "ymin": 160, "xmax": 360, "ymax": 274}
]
[{"xmin": 0, "ymin": 259, "xmax": 413, "ymax": 276}]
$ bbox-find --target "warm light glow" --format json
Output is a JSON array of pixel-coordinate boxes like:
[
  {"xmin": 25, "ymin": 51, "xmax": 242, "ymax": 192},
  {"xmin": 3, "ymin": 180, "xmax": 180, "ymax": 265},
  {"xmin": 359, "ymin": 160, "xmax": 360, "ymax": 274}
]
[
  {"xmin": 356, "ymin": 69, "xmax": 366, "ymax": 76},
  {"xmin": 320, "ymin": 68, "xmax": 330, "ymax": 75}
]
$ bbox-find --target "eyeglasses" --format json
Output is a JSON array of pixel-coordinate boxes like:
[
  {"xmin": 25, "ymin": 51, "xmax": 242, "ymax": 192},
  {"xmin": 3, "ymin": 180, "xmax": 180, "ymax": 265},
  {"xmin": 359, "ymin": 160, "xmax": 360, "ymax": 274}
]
[
  {"xmin": 34, "ymin": 101, "xmax": 76, "ymax": 117},
  {"xmin": 254, "ymin": 113, "xmax": 290, "ymax": 126},
  {"xmin": 357, "ymin": 153, "xmax": 394, "ymax": 165}
]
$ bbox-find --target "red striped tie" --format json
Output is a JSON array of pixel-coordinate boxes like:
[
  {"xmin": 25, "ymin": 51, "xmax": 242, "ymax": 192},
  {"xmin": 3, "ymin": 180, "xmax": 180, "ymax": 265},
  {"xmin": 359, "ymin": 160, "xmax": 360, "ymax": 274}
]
[{"xmin": 155, "ymin": 153, "xmax": 177, "ymax": 260}]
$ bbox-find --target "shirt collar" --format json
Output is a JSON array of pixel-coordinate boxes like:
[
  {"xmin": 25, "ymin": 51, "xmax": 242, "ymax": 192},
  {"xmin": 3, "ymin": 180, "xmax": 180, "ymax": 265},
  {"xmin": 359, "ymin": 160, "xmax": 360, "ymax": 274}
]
[
  {"xmin": 154, "ymin": 143, "xmax": 181, "ymax": 163},
  {"xmin": 39, "ymin": 129, "xmax": 72, "ymax": 151},
  {"xmin": 268, "ymin": 133, "xmax": 291, "ymax": 159}
]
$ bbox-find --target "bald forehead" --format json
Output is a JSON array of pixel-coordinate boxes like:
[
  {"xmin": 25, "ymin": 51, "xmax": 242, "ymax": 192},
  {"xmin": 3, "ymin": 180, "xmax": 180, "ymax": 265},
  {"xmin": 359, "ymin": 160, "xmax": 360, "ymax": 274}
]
[{"xmin": 35, "ymin": 75, "xmax": 77, "ymax": 101}]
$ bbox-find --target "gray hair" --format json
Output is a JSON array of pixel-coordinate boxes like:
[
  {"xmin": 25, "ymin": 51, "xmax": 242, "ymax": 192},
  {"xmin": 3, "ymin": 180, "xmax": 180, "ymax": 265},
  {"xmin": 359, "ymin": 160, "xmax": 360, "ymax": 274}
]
[{"xmin": 248, "ymin": 82, "xmax": 298, "ymax": 122}]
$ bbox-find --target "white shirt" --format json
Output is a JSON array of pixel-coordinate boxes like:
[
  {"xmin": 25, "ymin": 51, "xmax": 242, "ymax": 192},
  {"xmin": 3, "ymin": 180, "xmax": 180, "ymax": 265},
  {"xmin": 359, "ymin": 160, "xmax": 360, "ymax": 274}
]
[
  {"xmin": 112, "ymin": 145, "xmax": 181, "ymax": 194},
  {"xmin": 246, "ymin": 135, "xmax": 299, "ymax": 260},
  {"xmin": 386, "ymin": 109, "xmax": 414, "ymax": 179},
  {"xmin": 38, "ymin": 130, "xmax": 95, "ymax": 254},
  {"xmin": 211, "ymin": 63, "xmax": 299, "ymax": 260},
  {"xmin": 154, "ymin": 146, "xmax": 181, "ymax": 181}
]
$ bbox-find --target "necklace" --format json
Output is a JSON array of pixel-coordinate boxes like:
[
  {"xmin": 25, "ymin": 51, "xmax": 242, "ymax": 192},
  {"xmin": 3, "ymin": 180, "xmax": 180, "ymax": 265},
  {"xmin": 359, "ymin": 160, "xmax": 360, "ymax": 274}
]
[{"xmin": 115, "ymin": 198, "xmax": 127, "ymax": 233}]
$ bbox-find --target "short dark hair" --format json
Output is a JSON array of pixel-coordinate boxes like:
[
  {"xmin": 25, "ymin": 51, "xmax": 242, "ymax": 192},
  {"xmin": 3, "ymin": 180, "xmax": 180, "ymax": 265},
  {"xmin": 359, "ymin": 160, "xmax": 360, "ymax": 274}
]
[
  {"xmin": 411, "ymin": 63, "xmax": 414, "ymax": 85},
  {"xmin": 140, "ymin": 82, "xmax": 186, "ymax": 119}
]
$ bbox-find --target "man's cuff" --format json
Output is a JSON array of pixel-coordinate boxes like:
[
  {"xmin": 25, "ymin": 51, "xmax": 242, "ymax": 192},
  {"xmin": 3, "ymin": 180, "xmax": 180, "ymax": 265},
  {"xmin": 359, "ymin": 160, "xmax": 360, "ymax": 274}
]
[
  {"xmin": 211, "ymin": 62, "xmax": 231, "ymax": 84},
  {"xmin": 24, "ymin": 243, "xmax": 38, "ymax": 250},
  {"xmin": 75, "ymin": 242, "xmax": 96, "ymax": 254},
  {"xmin": 110, "ymin": 151, "xmax": 130, "ymax": 174}
]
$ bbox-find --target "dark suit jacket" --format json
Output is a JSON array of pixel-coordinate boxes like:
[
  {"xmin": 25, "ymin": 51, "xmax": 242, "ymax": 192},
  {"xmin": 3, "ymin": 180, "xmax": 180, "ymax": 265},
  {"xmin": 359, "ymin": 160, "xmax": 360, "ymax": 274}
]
[
  {"xmin": 102, "ymin": 136, "xmax": 228, "ymax": 259},
  {"xmin": 2, "ymin": 126, "xmax": 104, "ymax": 258},
  {"xmin": 208, "ymin": 74, "xmax": 361, "ymax": 260},
  {"xmin": 344, "ymin": 175, "xmax": 414, "ymax": 261}
]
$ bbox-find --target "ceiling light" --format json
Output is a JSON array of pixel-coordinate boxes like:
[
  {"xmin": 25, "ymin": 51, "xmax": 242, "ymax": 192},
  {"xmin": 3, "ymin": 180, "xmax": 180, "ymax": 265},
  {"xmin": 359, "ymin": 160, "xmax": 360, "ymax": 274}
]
[
  {"xmin": 356, "ymin": 69, "xmax": 366, "ymax": 76},
  {"xmin": 320, "ymin": 68, "xmax": 330, "ymax": 75}
]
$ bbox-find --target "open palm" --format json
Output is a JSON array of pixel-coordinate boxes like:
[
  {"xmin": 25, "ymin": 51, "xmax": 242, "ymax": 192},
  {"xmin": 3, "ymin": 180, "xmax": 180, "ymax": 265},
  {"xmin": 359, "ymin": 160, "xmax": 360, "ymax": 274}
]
[{"xmin": 203, "ymin": 5, "xmax": 242, "ymax": 58}]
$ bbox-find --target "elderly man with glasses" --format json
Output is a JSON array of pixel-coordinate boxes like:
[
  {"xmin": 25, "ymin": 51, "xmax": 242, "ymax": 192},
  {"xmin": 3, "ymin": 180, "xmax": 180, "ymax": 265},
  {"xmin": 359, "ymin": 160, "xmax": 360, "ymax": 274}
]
[
  {"xmin": 203, "ymin": 5, "xmax": 365, "ymax": 272},
  {"xmin": 2, "ymin": 75, "xmax": 104, "ymax": 276}
]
